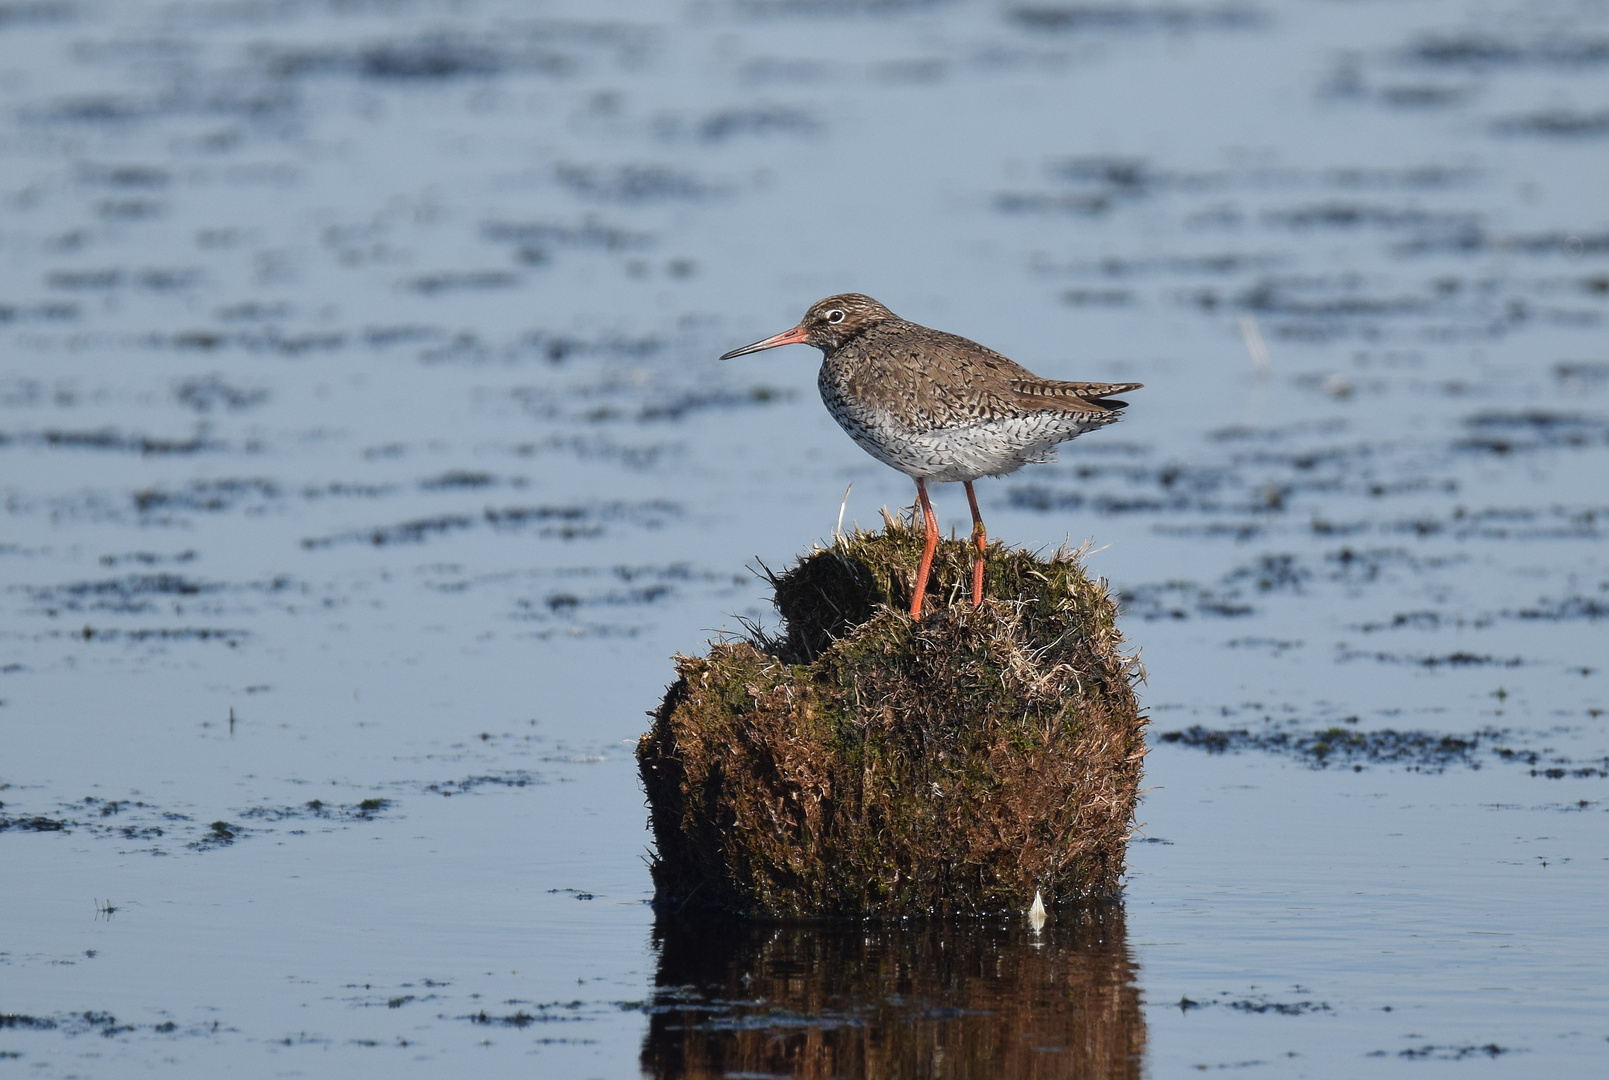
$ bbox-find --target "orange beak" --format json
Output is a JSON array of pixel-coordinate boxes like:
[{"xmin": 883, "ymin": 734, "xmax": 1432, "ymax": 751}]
[{"xmin": 719, "ymin": 324, "xmax": 809, "ymax": 360}]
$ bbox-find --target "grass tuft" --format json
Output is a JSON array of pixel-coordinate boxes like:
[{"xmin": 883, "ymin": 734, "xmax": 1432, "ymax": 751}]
[{"xmin": 638, "ymin": 518, "xmax": 1147, "ymax": 917}]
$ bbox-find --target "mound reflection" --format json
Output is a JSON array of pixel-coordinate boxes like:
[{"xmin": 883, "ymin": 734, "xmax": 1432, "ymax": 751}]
[{"xmin": 642, "ymin": 905, "xmax": 1143, "ymax": 1079}]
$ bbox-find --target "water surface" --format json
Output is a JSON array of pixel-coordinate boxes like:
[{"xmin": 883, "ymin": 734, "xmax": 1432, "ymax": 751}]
[{"xmin": 2, "ymin": 0, "xmax": 1606, "ymax": 1075}]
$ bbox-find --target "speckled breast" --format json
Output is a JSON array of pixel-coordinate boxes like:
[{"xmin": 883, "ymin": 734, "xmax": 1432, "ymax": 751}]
[{"xmin": 817, "ymin": 365, "xmax": 1112, "ymax": 483}]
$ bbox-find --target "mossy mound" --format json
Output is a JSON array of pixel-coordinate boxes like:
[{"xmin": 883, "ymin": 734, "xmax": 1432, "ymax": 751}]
[{"xmin": 637, "ymin": 519, "xmax": 1146, "ymax": 918}]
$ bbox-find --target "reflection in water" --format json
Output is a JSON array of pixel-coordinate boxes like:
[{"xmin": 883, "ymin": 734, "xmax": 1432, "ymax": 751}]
[{"xmin": 642, "ymin": 905, "xmax": 1143, "ymax": 1079}]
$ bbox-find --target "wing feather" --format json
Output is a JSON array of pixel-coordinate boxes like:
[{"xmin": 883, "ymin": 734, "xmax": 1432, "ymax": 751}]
[{"xmin": 840, "ymin": 321, "xmax": 1144, "ymax": 426}]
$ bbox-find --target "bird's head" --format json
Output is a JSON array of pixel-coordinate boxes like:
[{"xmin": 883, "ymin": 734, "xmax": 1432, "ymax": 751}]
[{"xmin": 719, "ymin": 293, "xmax": 897, "ymax": 359}]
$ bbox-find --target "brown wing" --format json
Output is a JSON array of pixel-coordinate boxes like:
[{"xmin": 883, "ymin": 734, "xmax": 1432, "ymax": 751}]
[
  {"xmin": 842, "ymin": 321, "xmax": 1141, "ymax": 426},
  {"xmin": 905, "ymin": 329, "xmax": 1144, "ymax": 410}
]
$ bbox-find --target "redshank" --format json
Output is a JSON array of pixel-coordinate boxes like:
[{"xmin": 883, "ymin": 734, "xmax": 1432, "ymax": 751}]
[{"xmin": 721, "ymin": 294, "xmax": 1141, "ymax": 620}]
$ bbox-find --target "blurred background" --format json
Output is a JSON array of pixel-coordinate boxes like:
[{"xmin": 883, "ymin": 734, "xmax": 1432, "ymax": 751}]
[{"xmin": 1, "ymin": 0, "xmax": 1606, "ymax": 1076}]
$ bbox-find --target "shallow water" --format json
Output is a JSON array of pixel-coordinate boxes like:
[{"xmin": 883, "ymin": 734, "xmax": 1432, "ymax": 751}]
[{"xmin": 1, "ymin": 0, "xmax": 1606, "ymax": 1076}]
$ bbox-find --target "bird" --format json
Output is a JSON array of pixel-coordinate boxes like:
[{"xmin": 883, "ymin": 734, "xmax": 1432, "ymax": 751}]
[{"xmin": 721, "ymin": 293, "xmax": 1141, "ymax": 620}]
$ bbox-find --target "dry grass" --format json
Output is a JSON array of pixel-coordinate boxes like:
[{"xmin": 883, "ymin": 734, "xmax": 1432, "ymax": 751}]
[{"xmin": 638, "ymin": 518, "xmax": 1146, "ymax": 917}]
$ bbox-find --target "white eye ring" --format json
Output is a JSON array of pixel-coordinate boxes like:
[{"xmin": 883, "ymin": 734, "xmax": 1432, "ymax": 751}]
[{"xmin": 826, "ymin": 309, "xmax": 845, "ymax": 324}]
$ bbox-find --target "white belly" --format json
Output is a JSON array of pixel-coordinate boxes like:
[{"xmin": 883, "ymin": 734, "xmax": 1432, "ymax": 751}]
[{"xmin": 822, "ymin": 383, "xmax": 1107, "ymax": 482}]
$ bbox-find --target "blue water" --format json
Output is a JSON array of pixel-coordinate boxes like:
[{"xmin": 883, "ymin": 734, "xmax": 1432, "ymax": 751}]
[{"xmin": 2, "ymin": 0, "xmax": 1606, "ymax": 1075}]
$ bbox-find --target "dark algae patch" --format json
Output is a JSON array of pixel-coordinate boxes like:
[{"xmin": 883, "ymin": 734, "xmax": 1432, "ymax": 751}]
[
  {"xmin": 191, "ymin": 820, "xmax": 240, "ymax": 850},
  {"xmin": 1177, "ymin": 990, "xmax": 1332, "ymax": 1016},
  {"xmin": 0, "ymin": 793, "xmax": 410, "ymax": 854},
  {"xmin": 1371, "ymin": 1043, "xmax": 1518, "ymax": 1060},
  {"xmin": 0, "ymin": 815, "xmax": 69, "ymax": 833},
  {"xmin": 638, "ymin": 522, "xmax": 1146, "ymax": 917},
  {"xmin": 1158, "ymin": 722, "xmax": 1609, "ymax": 777},
  {"xmin": 1159, "ymin": 724, "xmax": 1489, "ymax": 771},
  {"xmin": 241, "ymin": 797, "xmax": 392, "ymax": 821},
  {"xmin": 0, "ymin": 1011, "xmax": 161, "ymax": 1038}
]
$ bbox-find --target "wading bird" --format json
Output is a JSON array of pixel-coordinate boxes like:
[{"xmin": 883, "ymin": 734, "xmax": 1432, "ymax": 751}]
[{"xmin": 722, "ymin": 294, "xmax": 1141, "ymax": 619}]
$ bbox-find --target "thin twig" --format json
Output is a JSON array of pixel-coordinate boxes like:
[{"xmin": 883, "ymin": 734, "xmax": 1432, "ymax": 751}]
[{"xmin": 1238, "ymin": 314, "xmax": 1272, "ymax": 377}]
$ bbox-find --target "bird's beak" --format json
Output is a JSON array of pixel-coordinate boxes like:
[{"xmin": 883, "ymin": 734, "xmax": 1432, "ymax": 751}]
[{"xmin": 719, "ymin": 324, "xmax": 809, "ymax": 360}]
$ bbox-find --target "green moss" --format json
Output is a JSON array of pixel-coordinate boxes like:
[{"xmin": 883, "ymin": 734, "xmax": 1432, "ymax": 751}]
[{"xmin": 638, "ymin": 519, "xmax": 1146, "ymax": 918}]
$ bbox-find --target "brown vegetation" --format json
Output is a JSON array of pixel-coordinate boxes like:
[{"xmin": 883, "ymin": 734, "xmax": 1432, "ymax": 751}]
[{"xmin": 638, "ymin": 519, "xmax": 1146, "ymax": 917}]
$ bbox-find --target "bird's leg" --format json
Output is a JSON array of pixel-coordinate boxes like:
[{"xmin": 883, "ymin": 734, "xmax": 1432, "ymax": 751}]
[
  {"xmin": 964, "ymin": 480, "xmax": 987, "ymax": 608},
  {"xmin": 910, "ymin": 479, "xmax": 939, "ymax": 621}
]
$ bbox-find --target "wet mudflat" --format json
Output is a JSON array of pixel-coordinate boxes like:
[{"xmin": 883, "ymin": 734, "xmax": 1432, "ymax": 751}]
[{"xmin": 1, "ymin": 0, "xmax": 1605, "ymax": 1076}]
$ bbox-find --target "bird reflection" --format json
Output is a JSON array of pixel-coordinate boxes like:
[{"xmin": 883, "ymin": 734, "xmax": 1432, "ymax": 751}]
[{"xmin": 641, "ymin": 904, "xmax": 1143, "ymax": 1079}]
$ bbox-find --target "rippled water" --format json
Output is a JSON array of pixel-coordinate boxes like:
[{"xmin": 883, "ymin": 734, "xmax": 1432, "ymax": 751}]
[{"xmin": 2, "ymin": 0, "xmax": 1606, "ymax": 1076}]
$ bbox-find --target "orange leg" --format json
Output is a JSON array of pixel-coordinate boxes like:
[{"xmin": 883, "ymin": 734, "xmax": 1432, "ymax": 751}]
[
  {"xmin": 964, "ymin": 480, "xmax": 987, "ymax": 607},
  {"xmin": 910, "ymin": 479, "xmax": 939, "ymax": 620}
]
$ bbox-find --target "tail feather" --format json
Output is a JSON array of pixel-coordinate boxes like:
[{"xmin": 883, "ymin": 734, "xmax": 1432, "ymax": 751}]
[{"xmin": 1008, "ymin": 379, "xmax": 1143, "ymax": 413}]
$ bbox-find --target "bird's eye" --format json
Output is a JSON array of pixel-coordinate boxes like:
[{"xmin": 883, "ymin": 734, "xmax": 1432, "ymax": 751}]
[{"xmin": 826, "ymin": 309, "xmax": 846, "ymax": 324}]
